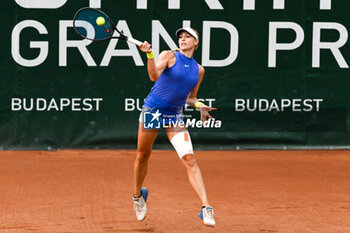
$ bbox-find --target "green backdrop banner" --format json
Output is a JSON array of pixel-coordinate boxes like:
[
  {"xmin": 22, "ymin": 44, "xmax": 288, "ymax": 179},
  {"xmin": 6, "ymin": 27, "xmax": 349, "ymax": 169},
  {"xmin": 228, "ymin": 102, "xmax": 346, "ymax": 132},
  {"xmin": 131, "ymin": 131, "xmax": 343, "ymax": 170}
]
[{"xmin": 1, "ymin": 0, "xmax": 350, "ymax": 150}]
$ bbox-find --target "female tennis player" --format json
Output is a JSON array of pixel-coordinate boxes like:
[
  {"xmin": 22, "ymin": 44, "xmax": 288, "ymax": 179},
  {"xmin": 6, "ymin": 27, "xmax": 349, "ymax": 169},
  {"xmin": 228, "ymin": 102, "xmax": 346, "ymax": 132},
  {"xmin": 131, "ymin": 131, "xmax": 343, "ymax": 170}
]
[{"xmin": 132, "ymin": 28, "xmax": 217, "ymax": 227}]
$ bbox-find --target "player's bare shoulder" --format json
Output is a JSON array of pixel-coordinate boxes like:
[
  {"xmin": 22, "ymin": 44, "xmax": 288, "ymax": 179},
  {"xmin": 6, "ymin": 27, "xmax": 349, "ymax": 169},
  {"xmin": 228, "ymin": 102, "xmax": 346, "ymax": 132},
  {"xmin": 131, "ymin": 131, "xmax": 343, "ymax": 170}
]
[{"xmin": 159, "ymin": 50, "xmax": 176, "ymax": 68}]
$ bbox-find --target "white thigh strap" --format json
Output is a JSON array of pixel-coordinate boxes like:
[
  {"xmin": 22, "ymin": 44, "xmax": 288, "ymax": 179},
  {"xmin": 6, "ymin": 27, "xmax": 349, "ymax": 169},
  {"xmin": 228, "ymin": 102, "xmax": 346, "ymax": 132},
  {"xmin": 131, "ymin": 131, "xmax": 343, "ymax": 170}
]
[{"xmin": 170, "ymin": 130, "xmax": 194, "ymax": 159}]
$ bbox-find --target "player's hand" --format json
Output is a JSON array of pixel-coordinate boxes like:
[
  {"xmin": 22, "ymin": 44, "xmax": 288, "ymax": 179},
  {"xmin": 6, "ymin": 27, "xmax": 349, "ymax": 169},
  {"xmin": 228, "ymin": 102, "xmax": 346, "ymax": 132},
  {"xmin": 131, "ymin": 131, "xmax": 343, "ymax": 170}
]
[
  {"xmin": 139, "ymin": 41, "xmax": 152, "ymax": 53},
  {"xmin": 199, "ymin": 105, "xmax": 218, "ymax": 122}
]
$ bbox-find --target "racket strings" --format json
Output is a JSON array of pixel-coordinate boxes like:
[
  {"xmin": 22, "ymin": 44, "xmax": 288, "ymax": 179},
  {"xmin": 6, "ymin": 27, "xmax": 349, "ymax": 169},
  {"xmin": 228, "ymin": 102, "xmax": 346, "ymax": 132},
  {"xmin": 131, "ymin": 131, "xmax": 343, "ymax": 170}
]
[{"xmin": 74, "ymin": 9, "xmax": 114, "ymax": 40}]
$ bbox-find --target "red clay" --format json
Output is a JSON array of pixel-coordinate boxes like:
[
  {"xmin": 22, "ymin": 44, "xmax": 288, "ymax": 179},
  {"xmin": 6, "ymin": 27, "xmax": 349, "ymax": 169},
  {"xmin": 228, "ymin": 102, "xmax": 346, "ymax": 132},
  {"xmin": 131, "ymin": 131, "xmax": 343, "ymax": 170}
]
[{"xmin": 0, "ymin": 150, "xmax": 350, "ymax": 233}]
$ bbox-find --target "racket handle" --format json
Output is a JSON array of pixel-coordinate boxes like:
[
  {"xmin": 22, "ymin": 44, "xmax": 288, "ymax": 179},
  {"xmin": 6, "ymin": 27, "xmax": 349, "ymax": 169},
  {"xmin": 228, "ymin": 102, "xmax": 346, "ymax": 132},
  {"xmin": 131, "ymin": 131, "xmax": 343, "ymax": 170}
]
[{"xmin": 127, "ymin": 37, "xmax": 143, "ymax": 46}]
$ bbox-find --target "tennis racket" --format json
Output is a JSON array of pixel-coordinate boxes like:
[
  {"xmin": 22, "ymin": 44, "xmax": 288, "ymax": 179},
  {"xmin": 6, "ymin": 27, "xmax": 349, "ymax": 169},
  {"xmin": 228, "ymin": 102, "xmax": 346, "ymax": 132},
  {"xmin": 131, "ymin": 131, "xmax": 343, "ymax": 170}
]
[{"xmin": 73, "ymin": 7, "xmax": 142, "ymax": 46}]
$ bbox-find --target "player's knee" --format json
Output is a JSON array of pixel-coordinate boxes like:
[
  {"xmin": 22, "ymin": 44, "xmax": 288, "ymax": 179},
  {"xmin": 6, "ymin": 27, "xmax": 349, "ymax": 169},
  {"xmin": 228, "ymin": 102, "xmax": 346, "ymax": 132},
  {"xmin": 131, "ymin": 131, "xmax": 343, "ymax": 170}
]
[
  {"xmin": 182, "ymin": 154, "xmax": 196, "ymax": 168},
  {"xmin": 136, "ymin": 150, "xmax": 151, "ymax": 163}
]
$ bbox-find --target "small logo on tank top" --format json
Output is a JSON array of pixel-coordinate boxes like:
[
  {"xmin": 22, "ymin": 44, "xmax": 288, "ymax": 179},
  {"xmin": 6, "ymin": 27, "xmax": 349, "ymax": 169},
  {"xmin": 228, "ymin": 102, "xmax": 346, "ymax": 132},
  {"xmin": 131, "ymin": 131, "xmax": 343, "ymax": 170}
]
[{"xmin": 184, "ymin": 64, "xmax": 190, "ymax": 67}]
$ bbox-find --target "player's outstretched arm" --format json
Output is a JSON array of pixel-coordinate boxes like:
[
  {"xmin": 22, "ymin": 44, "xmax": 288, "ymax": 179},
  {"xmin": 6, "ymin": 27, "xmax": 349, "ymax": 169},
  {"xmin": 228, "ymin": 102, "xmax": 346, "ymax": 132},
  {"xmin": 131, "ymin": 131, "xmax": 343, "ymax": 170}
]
[
  {"xmin": 139, "ymin": 42, "xmax": 172, "ymax": 81},
  {"xmin": 187, "ymin": 65, "xmax": 217, "ymax": 121}
]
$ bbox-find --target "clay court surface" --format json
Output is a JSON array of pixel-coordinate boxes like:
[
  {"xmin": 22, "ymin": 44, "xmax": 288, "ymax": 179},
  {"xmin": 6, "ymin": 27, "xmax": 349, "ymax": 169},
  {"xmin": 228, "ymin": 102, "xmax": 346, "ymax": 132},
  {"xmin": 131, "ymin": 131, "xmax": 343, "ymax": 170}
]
[{"xmin": 0, "ymin": 150, "xmax": 350, "ymax": 233}]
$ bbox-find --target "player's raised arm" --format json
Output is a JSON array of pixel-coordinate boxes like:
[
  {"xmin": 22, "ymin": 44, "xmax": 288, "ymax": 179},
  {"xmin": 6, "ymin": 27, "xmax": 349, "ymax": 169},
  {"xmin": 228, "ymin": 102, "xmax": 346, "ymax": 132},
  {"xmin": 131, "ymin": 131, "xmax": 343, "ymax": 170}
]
[{"xmin": 139, "ymin": 42, "xmax": 172, "ymax": 81}]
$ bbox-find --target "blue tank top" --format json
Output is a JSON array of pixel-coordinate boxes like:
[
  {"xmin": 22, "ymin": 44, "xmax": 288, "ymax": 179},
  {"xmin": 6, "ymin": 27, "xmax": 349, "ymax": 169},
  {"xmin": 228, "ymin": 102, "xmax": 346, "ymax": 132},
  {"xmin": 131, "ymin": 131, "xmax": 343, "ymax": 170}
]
[{"xmin": 144, "ymin": 51, "xmax": 199, "ymax": 113}]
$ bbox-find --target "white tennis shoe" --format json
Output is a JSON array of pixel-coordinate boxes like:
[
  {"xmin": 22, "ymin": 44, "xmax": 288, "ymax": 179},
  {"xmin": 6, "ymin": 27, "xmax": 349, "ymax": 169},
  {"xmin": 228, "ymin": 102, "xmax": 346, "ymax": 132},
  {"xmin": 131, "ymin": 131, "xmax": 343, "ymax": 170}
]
[
  {"xmin": 199, "ymin": 206, "xmax": 216, "ymax": 227},
  {"xmin": 133, "ymin": 187, "xmax": 148, "ymax": 221}
]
